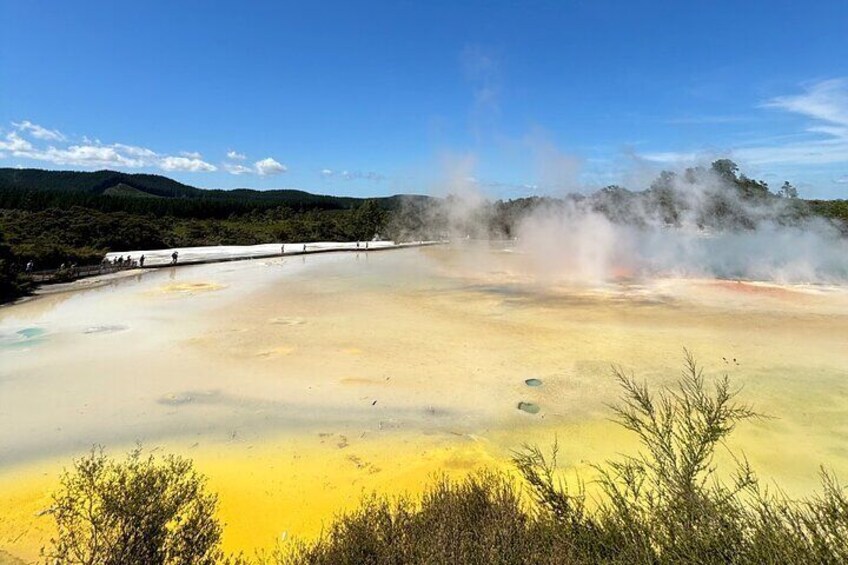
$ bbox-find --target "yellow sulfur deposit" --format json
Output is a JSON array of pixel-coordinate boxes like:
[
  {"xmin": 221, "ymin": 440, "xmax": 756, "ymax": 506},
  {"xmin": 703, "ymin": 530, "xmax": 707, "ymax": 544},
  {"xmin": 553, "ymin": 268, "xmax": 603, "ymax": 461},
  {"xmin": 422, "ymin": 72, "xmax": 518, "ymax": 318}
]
[{"xmin": 1, "ymin": 246, "xmax": 847, "ymax": 561}]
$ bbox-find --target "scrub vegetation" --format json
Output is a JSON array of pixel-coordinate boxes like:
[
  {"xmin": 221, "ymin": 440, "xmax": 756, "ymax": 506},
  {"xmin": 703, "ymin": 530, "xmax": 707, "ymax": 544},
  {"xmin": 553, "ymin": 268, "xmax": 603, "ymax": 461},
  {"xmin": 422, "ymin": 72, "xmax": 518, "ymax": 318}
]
[
  {"xmin": 42, "ymin": 354, "xmax": 848, "ymax": 564},
  {"xmin": 42, "ymin": 448, "xmax": 225, "ymax": 565}
]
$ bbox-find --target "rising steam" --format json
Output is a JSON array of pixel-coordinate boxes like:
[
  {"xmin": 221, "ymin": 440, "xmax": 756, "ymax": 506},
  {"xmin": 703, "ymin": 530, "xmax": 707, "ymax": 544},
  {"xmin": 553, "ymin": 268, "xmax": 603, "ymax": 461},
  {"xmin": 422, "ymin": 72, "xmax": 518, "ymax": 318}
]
[{"xmin": 390, "ymin": 160, "xmax": 848, "ymax": 285}]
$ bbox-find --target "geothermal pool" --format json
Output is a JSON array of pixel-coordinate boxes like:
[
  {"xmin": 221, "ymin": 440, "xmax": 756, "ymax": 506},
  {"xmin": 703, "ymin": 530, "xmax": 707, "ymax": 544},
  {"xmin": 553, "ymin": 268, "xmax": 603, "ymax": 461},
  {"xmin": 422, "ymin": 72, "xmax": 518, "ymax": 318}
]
[{"xmin": 2, "ymin": 245, "xmax": 848, "ymax": 560}]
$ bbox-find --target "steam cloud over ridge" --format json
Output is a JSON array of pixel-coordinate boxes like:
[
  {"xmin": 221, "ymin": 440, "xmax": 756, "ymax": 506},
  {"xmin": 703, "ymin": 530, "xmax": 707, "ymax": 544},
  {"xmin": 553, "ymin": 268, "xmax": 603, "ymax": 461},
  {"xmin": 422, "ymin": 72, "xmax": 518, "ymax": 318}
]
[
  {"xmin": 393, "ymin": 160, "xmax": 848, "ymax": 285},
  {"xmin": 515, "ymin": 197, "xmax": 847, "ymax": 284}
]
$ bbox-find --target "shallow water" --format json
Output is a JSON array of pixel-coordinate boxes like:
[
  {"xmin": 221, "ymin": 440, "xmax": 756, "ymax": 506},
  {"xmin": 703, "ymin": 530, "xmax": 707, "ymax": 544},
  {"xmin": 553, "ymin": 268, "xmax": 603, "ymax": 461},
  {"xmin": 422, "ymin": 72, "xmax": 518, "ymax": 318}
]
[{"xmin": 1, "ymin": 245, "xmax": 847, "ymax": 559}]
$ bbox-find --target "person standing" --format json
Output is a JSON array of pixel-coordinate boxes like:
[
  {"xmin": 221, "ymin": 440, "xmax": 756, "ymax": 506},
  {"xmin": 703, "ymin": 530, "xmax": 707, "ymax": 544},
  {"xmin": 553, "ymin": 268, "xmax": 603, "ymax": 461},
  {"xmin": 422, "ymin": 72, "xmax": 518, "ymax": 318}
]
[
  {"xmin": 139, "ymin": 255, "xmax": 145, "ymax": 268},
  {"xmin": 171, "ymin": 251, "xmax": 179, "ymax": 265}
]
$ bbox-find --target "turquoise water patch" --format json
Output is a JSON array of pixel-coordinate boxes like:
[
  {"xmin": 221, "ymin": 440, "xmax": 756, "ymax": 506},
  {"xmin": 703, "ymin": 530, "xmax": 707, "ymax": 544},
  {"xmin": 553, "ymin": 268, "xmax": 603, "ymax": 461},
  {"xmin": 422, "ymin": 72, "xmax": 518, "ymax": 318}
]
[
  {"xmin": 17, "ymin": 327, "xmax": 45, "ymax": 339},
  {"xmin": 517, "ymin": 401, "xmax": 540, "ymax": 415},
  {"xmin": 525, "ymin": 378, "xmax": 543, "ymax": 387},
  {"xmin": 0, "ymin": 327, "xmax": 47, "ymax": 349}
]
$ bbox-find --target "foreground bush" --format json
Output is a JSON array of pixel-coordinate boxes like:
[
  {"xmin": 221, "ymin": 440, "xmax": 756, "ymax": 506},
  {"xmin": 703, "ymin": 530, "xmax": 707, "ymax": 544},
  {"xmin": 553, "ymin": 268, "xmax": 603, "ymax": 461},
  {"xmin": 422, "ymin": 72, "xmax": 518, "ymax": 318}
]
[
  {"xmin": 281, "ymin": 352, "xmax": 848, "ymax": 564},
  {"xmin": 43, "ymin": 447, "xmax": 224, "ymax": 565},
  {"xmin": 43, "ymin": 353, "xmax": 848, "ymax": 564},
  {"xmin": 269, "ymin": 473, "xmax": 563, "ymax": 565}
]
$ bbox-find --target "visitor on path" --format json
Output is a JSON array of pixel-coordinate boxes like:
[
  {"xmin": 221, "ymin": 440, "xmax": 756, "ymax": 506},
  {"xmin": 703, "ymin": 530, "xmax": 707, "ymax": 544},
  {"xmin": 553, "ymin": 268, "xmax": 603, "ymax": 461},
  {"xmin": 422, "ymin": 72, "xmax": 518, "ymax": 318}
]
[
  {"xmin": 126, "ymin": 255, "xmax": 132, "ymax": 267},
  {"xmin": 139, "ymin": 255, "xmax": 145, "ymax": 268},
  {"xmin": 281, "ymin": 244, "xmax": 285, "ymax": 254},
  {"xmin": 171, "ymin": 251, "xmax": 179, "ymax": 265},
  {"xmin": 25, "ymin": 260, "xmax": 33, "ymax": 273},
  {"xmin": 303, "ymin": 244, "xmax": 306, "ymax": 252}
]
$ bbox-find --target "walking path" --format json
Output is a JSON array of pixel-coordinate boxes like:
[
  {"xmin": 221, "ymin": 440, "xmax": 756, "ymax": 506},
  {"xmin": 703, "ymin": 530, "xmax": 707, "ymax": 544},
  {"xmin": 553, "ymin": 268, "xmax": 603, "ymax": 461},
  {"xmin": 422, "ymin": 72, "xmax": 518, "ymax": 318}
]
[
  {"xmin": 103, "ymin": 240, "xmax": 444, "ymax": 268},
  {"xmin": 24, "ymin": 241, "xmax": 445, "ymax": 296}
]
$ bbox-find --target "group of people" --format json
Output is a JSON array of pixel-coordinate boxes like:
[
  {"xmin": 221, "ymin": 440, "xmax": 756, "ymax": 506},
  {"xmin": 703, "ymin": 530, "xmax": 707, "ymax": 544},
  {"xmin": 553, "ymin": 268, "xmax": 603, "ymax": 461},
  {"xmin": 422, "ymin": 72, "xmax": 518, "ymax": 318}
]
[
  {"xmin": 24, "ymin": 259, "xmax": 80, "ymax": 275},
  {"xmin": 103, "ymin": 254, "xmax": 146, "ymax": 269},
  {"xmin": 21, "ymin": 249, "xmax": 183, "ymax": 281},
  {"xmin": 23, "ymin": 242, "xmax": 385, "ymax": 278},
  {"xmin": 100, "ymin": 250, "xmax": 178, "ymax": 269}
]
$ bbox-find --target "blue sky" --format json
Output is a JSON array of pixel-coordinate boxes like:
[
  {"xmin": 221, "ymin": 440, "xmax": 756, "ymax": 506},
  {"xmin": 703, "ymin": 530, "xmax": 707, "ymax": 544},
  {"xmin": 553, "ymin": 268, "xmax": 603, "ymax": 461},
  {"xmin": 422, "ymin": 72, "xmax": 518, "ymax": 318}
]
[{"xmin": 1, "ymin": 1, "xmax": 847, "ymax": 198}]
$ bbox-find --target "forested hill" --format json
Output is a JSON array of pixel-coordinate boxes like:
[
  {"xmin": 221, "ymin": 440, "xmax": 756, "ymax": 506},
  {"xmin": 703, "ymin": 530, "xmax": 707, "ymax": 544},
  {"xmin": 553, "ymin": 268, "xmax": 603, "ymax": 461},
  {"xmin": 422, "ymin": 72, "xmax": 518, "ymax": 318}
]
[
  {"xmin": 0, "ymin": 168, "xmax": 429, "ymax": 218},
  {"xmin": 0, "ymin": 168, "xmax": 203, "ymax": 198}
]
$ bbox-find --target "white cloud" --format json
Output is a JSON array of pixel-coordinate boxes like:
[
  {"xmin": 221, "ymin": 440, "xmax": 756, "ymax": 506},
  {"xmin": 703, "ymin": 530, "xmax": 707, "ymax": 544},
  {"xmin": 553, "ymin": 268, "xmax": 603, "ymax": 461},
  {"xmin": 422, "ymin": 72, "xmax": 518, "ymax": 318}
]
[
  {"xmin": 641, "ymin": 151, "xmax": 706, "ymax": 164},
  {"xmin": 223, "ymin": 154, "xmax": 291, "ymax": 176},
  {"xmin": 739, "ymin": 79, "xmax": 848, "ymax": 166},
  {"xmin": 735, "ymin": 141, "xmax": 848, "ymax": 166},
  {"xmin": 113, "ymin": 143, "xmax": 157, "ymax": 158},
  {"xmin": 224, "ymin": 163, "xmax": 253, "ymax": 175},
  {"xmin": 321, "ymin": 168, "xmax": 385, "ymax": 181},
  {"xmin": 18, "ymin": 144, "xmax": 149, "ymax": 168},
  {"xmin": 13, "ymin": 120, "xmax": 66, "ymax": 141},
  {"xmin": 160, "ymin": 156, "xmax": 217, "ymax": 172},
  {"xmin": 342, "ymin": 170, "xmax": 386, "ymax": 182},
  {"xmin": 641, "ymin": 79, "xmax": 848, "ymax": 169},
  {"xmin": 1, "ymin": 120, "xmax": 283, "ymax": 177},
  {"xmin": 55, "ymin": 145, "xmax": 149, "ymax": 167},
  {"xmin": 0, "ymin": 120, "xmax": 218, "ymax": 173},
  {"xmin": 254, "ymin": 157, "xmax": 287, "ymax": 175},
  {"xmin": 764, "ymin": 79, "xmax": 848, "ymax": 128},
  {"xmin": 0, "ymin": 132, "xmax": 34, "ymax": 152}
]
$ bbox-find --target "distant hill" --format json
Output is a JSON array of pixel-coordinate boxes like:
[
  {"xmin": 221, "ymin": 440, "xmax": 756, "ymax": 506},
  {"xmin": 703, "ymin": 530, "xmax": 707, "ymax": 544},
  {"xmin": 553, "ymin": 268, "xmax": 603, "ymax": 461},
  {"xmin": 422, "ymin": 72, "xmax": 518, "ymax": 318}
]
[
  {"xmin": 0, "ymin": 168, "xmax": 432, "ymax": 218},
  {"xmin": 0, "ymin": 168, "xmax": 203, "ymax": 198}
]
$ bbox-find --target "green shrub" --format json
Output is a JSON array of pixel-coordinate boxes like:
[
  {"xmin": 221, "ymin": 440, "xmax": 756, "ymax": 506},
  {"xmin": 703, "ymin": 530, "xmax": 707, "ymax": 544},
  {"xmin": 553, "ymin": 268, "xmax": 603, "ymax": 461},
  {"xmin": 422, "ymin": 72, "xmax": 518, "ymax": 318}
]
[
  {"xmin": 43, "ymin": 447, "xmax": 224, "ymax": 565},
  {"xmin": 274, "ymin": 473, "xmax": 557, "ymax": 565},
  {"xmin": 281, "ymin": 352, "xmax": 848, "ymax": 564}
]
